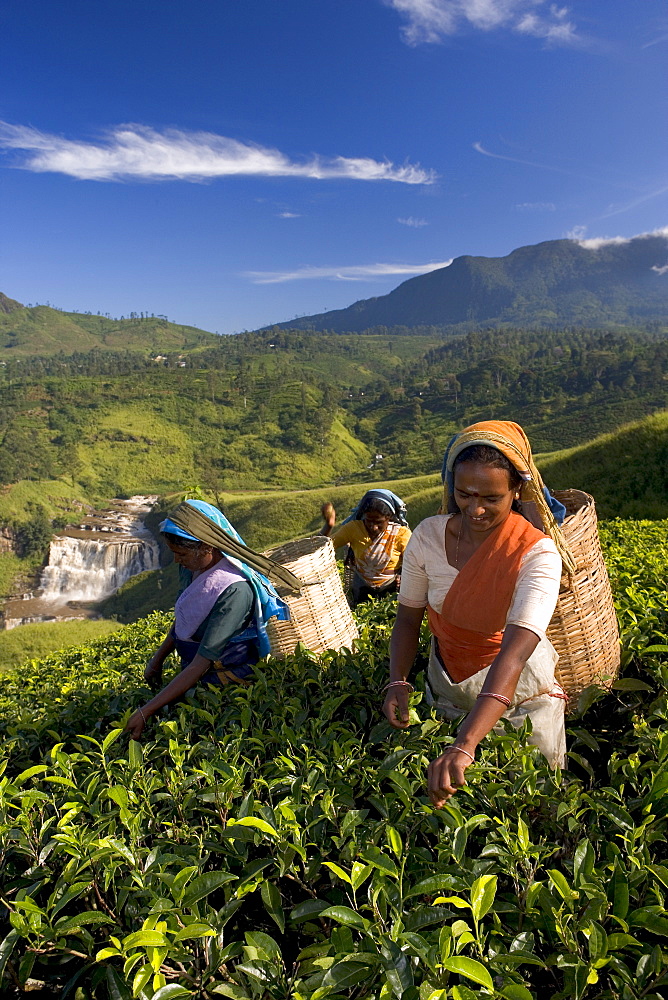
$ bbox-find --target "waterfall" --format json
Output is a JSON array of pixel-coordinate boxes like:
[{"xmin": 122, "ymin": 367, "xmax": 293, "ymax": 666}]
[
  {"xmin": 38, "ymin": 496, "xmax": 160, "ymax": 604},
  {"xmin": 39, "ymin": 534, "xmax": 159, "ymax": 602}
]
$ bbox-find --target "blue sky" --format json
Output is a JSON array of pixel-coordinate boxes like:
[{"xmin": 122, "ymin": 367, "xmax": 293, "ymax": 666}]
[{"xmin": 1, "ymin": 0, "xmax": 666, "ymax": 334}]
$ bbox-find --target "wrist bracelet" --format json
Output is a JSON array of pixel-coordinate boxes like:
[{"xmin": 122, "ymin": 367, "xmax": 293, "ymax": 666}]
[
  {"xmin": 382, "ymin": 680, "xmax": 414, "ymax": 693},
  {"xmin": 138, "ymin": 707, "xmax": 148, "ymax": 725},
  {"xmin": 477, "ymin": 692, "xmax": 511, "ymax": 707},
  {"xmin": 443, "ymin": 744, "xmax": 475, "ymax": 762}
]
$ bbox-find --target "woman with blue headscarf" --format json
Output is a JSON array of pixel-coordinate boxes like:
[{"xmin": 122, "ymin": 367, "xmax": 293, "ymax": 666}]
[
  {"xmin": 321, "ymin": 489, "xmax": 411, "ymax": 608},
  {"xmin": 125, "ymin": 500, "xmax": 299, "ymax": 740}
]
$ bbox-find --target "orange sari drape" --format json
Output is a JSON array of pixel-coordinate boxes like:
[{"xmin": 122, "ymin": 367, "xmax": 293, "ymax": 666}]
[{"xmin": 427, "ymin": 511, "xmax": 545, "ymax": 682}]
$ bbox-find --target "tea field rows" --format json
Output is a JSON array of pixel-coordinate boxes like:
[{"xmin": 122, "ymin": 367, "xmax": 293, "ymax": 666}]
[{"xmin": 0, "ymin": 520, "xmax": 666, "ymax": 999}]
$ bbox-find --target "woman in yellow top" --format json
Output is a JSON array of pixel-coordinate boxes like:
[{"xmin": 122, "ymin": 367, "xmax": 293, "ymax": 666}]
[{"xmin": 322, "ymin": 490, "xmax": 411, "ymax": 608}]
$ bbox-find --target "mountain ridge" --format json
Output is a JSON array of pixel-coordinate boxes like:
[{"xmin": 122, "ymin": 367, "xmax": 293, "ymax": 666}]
[{"xmin": 269, "ymin": 233, "xmax": 668, "ymax": 333}]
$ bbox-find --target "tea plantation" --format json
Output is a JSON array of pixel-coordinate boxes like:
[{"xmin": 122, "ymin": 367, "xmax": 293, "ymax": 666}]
[{"xmin": 0, "ymin": 520, "xmax": 667, "ymax": 1000}]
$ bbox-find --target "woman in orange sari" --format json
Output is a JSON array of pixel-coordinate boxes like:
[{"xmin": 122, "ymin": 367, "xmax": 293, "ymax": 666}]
[{"xmin": 382, "ymin": 421, "xmax": 575, "ymax": 806}]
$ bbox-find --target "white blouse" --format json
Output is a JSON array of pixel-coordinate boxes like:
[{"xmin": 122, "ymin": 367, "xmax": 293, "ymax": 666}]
[{"xmin": 398, "ymin": 515, "xmax": 562, "ymax": 641}]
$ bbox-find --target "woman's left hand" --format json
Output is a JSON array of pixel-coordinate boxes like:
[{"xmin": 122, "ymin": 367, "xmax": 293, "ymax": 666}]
[
  {"xmin": 125, "ymin": 709, "xmax": 148, "ymax": 740},
  {"xmin": 428, "ymin": 747, "xmax": 474, "ymax": 806}
]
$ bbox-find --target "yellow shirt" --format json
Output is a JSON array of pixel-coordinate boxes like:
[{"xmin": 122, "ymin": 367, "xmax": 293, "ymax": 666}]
[{"xmin": 330, "ymin": 520, "xmax": 412, "ymax": 586}]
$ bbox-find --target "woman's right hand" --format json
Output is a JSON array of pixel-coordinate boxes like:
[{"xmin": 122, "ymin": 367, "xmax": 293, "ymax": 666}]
[
  {"xmin": 382, "ymin": 687, "xmax": 411, "ymax": 729},
  {"xmin": 428, "ymin": 747, "xmax": 474, "ymax": 806},
  {"xmin": 144, "ymin": 652, "xmax": 164, "ymax": 687},
  {"xmin": 321, "ymin": 502, "xmax": 336, "ymax": 530}
]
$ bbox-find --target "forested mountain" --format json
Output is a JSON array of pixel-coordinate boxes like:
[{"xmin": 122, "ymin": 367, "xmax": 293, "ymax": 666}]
[
  {"xmin": 0, "ymin": 324, "xmax": 666, "ymax": 496},
  {"xmin": 272, "ymin": 233, "xmax": 668, "ymax": 333},
  {"xmin": 0, "ymin": 297, "xmax": 219, "ymax": 356}
]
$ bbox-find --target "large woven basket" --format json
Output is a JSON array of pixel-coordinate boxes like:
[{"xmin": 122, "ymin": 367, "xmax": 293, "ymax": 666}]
[
  {"xmin": 547, "ymin": 489, "xmax": 620, "ymax": 706},
  {"xmin": 263, "ymin": 535, "xmax": 359, "ymax": 657}
]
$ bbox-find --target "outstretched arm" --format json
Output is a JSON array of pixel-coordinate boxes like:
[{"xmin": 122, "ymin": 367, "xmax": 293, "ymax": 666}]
[
  {"xmin": 126, "ymin": 653, "xmax": 212, "ymax": 739},
  {"xmin": 427, "ymin": 624, "xmax": 540, "ymax": 806},
  {"xmin": 383, "ymin": 603, "xmax": 426, "ymax": 728}
]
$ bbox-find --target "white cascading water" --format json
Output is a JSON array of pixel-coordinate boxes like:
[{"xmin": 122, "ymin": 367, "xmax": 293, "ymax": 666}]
[
  {"xmin": 39, "ymin": 534, "xmax": 159, "ymax": 602},
  {"xmin": 39, "ymin": 496, "xmax": 160, "ymax": 603},
  {"xmin": 2, "ymin": 496, "xmax": 161, "ymax": 629}
]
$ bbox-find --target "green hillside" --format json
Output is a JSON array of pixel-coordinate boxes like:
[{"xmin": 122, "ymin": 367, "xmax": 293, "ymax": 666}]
[
  {"xmin": 538, "ymin": 410, "xmax": 668, "ymax": 518},
  {"xmin": 0, "ymin": 617, "xmax": 122, "ymax": 672},
  {"xmin": 1, "ymin": 324, "xmax": 666, "ymax": 494},
  {"xmin": 0, "ymin": 297, "xmax": 220, "ymax": 356},
  {"xmin": 201, "ymin": 411, "xmax": 668, "ymax": 550},
  {"xmin": 2, "ymin": 413, "xmax": 666, "ymax": 666}
]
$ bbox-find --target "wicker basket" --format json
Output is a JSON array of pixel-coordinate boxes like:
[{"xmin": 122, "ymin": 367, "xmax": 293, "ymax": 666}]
[
  {"xmin": 547, "ymin": 490, "xmax": 620, "ymax": 706},
  {"xmin": 263, "ymin": 535, "xmax": 359, "ymax": 657},
  {"xmin": 342, "ymin": 548, "xmax": 356, "ymax": 606}
]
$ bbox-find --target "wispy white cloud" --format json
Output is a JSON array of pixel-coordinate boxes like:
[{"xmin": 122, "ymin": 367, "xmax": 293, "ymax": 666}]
[
  {"xmin": 571, "ymin": 226, "xmax": 668, "ymax": 250},
  {"xmin": 515, "ymin": 201, "xmax": 556, "ymax": 211},
  {"xmin": 641, "ymin": 24, "xmax": 668, "ymax": 49},
  {"xmin": 277, "ymin": 211, "xmax": 301, "ymax": 218},
  {"xmin": 599, "ymin": 184, "xmax": 668, "ymax": 220},
  {"xmin": 384, "ymin": 1, "xmax": 578, "ymax": 46},
  {"xmin": 244, "ymin": 260, "xmax": 453, "ymax": 284},
  {"xmin": 0, "ymin": 121, "xmax": 435, "ymax": 185},
  {"xmin": 397, "ymin": 215, "xmax": 429, "ymax": 227},
  {"xmin": 474, "ymin": 141, "xmax": 597, "ymax": 181}
]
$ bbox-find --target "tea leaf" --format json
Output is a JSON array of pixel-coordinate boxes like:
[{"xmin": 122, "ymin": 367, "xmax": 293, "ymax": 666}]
[
  {"xmin": 182, "ymin": 872, "xmax": 236, "ymax": 908},
  {"xmin": 55, "ymin": 911, "xmax": 115, "ymax": 934},
  {"xmin": 322, "ymin": 960, "xmax": 371, "ymax": 989},
  {"xmin": 320, "ymin": 905, "xmax": 368, "ymax": 928},
  {"xmin": 629, "ymin": 910, "xmax": 668, "ymax": 937},
  {"xmin": 152, "ymin": 986, "xmax": 193, "ymax": 999},
  {"xmin": 260, "ymin": 881, "xmax": 285, "ymax": 934},
  {"xmin": 359, "ymin": 846, "xmax": 399, "ymax": 878},
  {"xmin": 470, "ymin": 875, "xmax": 497, "ymax": 922},
  {"xmin": 440, "ymin": 956, "xmax": 494, "ymax": 991},
  {"xmin": 229, "ymin": 817, "xmax": 278, "ymax": 838}
]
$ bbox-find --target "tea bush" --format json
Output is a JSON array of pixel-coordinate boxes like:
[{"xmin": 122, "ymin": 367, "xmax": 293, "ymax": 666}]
[{"xmin": 0, "ymin": 522, "xmax": 667, "ymax": 1000}]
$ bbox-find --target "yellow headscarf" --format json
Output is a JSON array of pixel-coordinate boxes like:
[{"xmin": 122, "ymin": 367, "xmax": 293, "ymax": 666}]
[{"xmin": 443, "ymin": 420, "xmax": 576, "ymax": 574}]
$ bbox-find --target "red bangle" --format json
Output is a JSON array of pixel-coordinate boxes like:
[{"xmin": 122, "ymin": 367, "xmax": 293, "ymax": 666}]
[
  {"xmin": 477, "ymin": 692, "xmax": 511, "ymax": 707},
  {"xmin": 383, "ymin": 680, "xmax": 414, "ymax": 693}
]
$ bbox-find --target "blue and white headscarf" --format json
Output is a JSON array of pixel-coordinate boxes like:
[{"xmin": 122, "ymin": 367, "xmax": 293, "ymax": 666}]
[{"xmin": 343, "ymin": 489, "xmax": 409, "ymax": 527}]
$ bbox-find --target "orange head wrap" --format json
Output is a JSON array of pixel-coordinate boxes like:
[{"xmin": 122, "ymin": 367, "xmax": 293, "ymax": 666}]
[{"xmin": 442, "ymin": 420, "xmax": 576, "ymax": 574}]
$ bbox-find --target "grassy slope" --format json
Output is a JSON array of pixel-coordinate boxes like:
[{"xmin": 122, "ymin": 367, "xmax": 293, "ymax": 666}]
[
  {"xmin": 0, "ymin": 304, "xmax": 220, "ymax": 356},
  {"xmin": 538, "ymin": 410, "xmax": 668, "ymax": 518},
  {"xmin": 0, "ymin": 478, "xmax": 90, "ymax": 524},
  {"xmin": 76, "ymin": 405, "xmax": 370, "ymax": 495},
  {"xmin": 0, "ymin": 618, "xmax": 123, "ymax": 672},
  {"xmin": 77, "ymin": 405, "xmax": 197, "ymax": 495},
  {"xmin": 215, "ymin": 411, "xmax": 668, "ymax": 545},
  {"xmin": 0, "ymin": 553, "xmax": 24, "ymax": 601}
]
